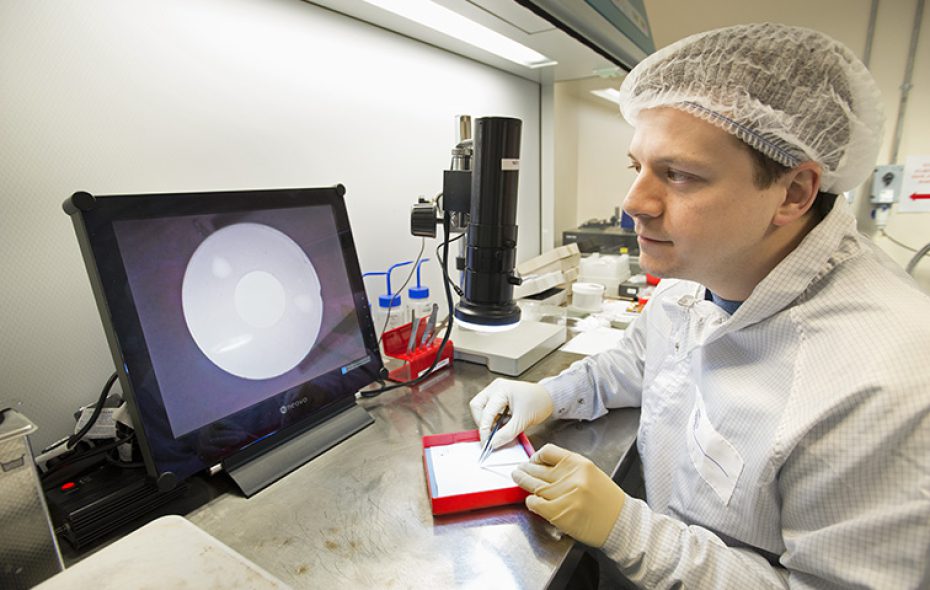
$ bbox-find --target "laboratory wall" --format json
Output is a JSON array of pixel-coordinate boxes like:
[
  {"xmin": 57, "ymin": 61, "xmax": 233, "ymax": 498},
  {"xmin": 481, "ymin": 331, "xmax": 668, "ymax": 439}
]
[
  {"xmin": 553, "ymin": 84, "xmax": 579, "ymax": 242},
  {"xmin": 0, "ymin": 0, "xmax": 541, "ymax": 449},
  {"xmin": 553, "ymin": 79, "xmax": 636, "ymax": 241},
  {"xmin": 556, "ymin": 0, "xmax": 930, "ymax": 291}
]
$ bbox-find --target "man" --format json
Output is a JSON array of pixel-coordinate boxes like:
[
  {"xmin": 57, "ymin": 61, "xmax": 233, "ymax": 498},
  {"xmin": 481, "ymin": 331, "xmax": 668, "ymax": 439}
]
[{"xmin": 470, "ymin": 23, "xmax": 930, "ymax": 588}]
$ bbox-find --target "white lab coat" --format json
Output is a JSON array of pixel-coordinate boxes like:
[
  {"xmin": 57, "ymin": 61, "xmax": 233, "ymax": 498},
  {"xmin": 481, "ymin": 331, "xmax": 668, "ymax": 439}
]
[{"xmin": 542, "ymin": 198, "xmax": 930, "ymax": 589}]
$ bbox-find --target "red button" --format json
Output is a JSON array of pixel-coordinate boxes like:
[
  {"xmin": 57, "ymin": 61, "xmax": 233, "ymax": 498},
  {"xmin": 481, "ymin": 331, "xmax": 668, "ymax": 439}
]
[{"xmin": 61, "ymin": 481, "xmax": 76, "ymax": 491}]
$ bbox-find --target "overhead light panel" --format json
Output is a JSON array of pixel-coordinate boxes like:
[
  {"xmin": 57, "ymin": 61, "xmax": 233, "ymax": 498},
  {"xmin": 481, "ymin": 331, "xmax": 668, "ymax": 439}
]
[
  {"xmin": 590, "ymin": 88, "xmax": 621, "ymax": 105},
  {"xmin": 360, "ymin": 0, "xmax": 556, "ymax": 69}
]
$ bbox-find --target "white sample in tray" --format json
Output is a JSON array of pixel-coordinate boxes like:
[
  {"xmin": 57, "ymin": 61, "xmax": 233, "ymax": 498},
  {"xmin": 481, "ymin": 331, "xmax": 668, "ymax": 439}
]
[{"xmin": 426, "ymin": 439, "xmax": 530, "ymax": 497}]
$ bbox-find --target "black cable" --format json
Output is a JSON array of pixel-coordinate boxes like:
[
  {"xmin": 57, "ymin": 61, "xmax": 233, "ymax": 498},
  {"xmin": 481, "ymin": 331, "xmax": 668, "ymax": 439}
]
[
  {"xmin": 67, "ymin": 372, "xmax": 118, "ymax": 449},
  {"xmin": 436, "ymin": 231, "xmax": 465, "ymax": 297},
  {"xmin": 41, "ymin": 372, "xmax": 120, "ymax": 455},
  {"xmin": 430, "ymin": 192, "xmax": 463, "ymax": 295},
  {"xmin": 360, "ymin": 212, "xmax": 457, "ymax": 397},
  {"xmin": 41, "ymin": 433, "xmax": 137, "ymax": 484},
  {"xmin": 77, "ymin": 432, "xmax": 135, "ymax": 460},
  {"xmin": 105, "ymin": 452, "xmax": 144, "ymax": 469},
  {"xmin": 39, "ymin": 435, "xmax": 70, "ymax": 455}
]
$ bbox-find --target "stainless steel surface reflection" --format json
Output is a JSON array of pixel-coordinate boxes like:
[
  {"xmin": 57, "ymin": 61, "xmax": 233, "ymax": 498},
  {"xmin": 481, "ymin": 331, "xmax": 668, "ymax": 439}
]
[{"xmin": 186, "ymin": 352, "xmax": 639, "ymax": 589}]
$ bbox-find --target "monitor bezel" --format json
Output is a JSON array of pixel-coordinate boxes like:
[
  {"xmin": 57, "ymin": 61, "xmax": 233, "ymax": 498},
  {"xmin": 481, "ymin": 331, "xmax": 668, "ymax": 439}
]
[{"xmin": 64, "ymin": 186, "xmax": 383, "ymax": 484}]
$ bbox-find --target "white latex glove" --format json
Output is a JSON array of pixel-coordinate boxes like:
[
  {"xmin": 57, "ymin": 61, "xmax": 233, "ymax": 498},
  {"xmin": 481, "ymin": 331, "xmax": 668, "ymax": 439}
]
[
  {"xmin": 512, "ymin": 443, "xmax": 626, "ymax": 548},
  {"xmin": 469, "ymin": 378, "xmax": 554, "ymax": 449}
]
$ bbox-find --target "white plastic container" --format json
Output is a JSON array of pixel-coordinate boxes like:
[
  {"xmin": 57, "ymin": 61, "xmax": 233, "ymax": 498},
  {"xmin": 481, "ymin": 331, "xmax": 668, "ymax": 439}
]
[
  {"xmin": 366, "ymin": 260, "xmax": 417, "ymax": 338},
  {"xmin": 407, "ymin": 259, "xmax": 434, "ymax": 318},
  {"xmin": 571, "ymin": 282, "xmax": 606, "ymax": 313},
  {"xmin": 407, "ymin": 294, "xmax": 433, "ymax": 318},
  {"xmin": 578, "ymin": 254, "xmax": 631, "ymax": 296},
  {"xmin": 372, "ymin": 294, "xmax": 406, "ymax": 338}
]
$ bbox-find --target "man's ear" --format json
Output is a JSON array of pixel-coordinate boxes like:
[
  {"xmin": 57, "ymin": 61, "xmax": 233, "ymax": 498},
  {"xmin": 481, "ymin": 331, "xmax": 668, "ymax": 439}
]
[{"xmin": 772, "ymin": 162, "xmax": 821, "ymax": 227}]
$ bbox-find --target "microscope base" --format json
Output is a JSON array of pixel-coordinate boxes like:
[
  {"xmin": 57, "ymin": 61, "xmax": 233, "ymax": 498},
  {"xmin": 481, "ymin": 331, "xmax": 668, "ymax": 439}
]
[{"xmin": 451, "ymin": 320, "xmax": 566, "ymax": 376}]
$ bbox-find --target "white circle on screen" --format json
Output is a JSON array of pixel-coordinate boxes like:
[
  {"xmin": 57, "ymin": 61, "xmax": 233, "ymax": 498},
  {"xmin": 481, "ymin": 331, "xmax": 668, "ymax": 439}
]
[
  {"xmin": 181, "ymin": 222, "xmax": 323, "ymax": 380},
  {"xmin": 234, "ymin": 271, "xmax": 286, "ymax": 328}
]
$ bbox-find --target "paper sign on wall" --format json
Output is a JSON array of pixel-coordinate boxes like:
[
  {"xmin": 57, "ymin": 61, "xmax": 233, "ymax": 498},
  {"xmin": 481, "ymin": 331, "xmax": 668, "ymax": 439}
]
[{"xmin": 897, "ymin": 155, "xmax": 930, "ymax": 213}]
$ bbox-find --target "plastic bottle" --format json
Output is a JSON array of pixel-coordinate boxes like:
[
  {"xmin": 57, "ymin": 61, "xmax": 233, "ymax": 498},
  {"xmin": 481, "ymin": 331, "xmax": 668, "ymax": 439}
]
[
  {"xmin": 364, "ymin": 261, "xmax": 413, "ymax": 339},
  {"xmin": 372, "ymin": 293, "xmax": 406, "ymax": 338},
  {"xmin": 407, "ymin": 259, "xmax": 433, "ymax": 318}
]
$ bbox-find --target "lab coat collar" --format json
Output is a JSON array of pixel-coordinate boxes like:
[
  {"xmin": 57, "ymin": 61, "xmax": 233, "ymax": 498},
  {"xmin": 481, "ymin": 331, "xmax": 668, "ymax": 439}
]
[
  {"xmin": 734, "ymin": 196, "xmax": 860, "ymax": 327},
  {"xmin": 672, "ymin": 197, "xmax": 862, "ymax": 346}
]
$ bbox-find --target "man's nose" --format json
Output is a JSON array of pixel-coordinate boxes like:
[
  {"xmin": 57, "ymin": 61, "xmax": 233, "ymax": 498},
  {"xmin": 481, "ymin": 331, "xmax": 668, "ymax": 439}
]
[{"xmin": 622, "ymin": 171, "xmax": 663, "ymax": 219}]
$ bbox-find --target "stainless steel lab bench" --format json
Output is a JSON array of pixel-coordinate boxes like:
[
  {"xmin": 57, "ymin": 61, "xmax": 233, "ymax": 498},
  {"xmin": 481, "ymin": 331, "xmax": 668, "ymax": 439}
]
[{"xmin": 185, "ymin": 351, "xmax": 640, "ymax": 589}]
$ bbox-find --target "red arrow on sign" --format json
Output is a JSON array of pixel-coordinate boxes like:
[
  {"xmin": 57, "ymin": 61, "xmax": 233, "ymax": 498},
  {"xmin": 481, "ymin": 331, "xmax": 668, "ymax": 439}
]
[{"xmin": 910, "ymin": 193, "xmax": 930, "ymax": 200}]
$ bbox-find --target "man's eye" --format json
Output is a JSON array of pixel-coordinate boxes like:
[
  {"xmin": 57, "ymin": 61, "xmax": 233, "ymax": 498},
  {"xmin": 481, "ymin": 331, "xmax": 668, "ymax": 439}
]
[
  {"xmin": 667, "ymin": 169, "xmax": 693, "ymax": 182},
  {"xmin": 627, "ymin": 163, "xmax": 641, "ymax": 173}
]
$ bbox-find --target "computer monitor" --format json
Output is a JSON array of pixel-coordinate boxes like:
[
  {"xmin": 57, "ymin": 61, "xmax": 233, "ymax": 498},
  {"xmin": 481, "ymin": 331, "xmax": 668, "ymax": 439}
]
[{"xmin": 64, "ymin": 186, "xmax": 383, "ymax": 496}]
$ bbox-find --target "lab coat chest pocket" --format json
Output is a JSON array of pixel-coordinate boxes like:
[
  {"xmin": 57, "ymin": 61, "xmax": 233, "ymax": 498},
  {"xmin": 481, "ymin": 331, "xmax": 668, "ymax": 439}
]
[
  {"xmin": 640, "ymin": 344, "xmax": 690, "ymax": 428},
  {"xmin": 685, "ymin": 386, "xmax": 744, "ymax": 506}
]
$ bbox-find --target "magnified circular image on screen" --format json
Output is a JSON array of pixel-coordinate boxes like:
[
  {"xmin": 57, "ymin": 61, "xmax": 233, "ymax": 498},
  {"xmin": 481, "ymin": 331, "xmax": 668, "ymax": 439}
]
[{"xmin": 181, "ymin": 222, "xmax": 323, "ymax": 380}]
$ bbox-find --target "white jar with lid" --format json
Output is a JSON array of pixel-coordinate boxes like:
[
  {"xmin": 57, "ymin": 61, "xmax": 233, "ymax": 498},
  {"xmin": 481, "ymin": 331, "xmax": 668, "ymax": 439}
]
[{"xmin": 571, "ymin": 282, "xmax": 606, "ymax": 313}]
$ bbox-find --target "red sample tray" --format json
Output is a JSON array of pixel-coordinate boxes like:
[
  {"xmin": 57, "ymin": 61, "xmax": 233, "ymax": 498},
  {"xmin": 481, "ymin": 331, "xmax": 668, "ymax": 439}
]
[
  {"xmin": 421, "ymin": 429, "xmax": 534, "ymax": 516},
  {"xmin": 382, "ymin": 321, "xmax": 454, "ymax": 382}
]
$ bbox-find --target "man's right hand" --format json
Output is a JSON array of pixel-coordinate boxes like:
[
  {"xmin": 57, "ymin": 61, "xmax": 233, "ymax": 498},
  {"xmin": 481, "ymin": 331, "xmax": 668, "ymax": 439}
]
[{"xmin": 469, "ymin": 378, "xmax": 554, "ymax": 449}]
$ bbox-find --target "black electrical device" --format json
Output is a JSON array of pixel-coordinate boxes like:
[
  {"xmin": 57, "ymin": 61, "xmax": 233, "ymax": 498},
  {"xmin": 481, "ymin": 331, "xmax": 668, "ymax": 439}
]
[
  {"xmin": 62, "ymin": 186, "xmax": 382, "ymax": 498},
  {"xmin": 43, "ymin": 461, "xmax": 190, "ymax": 551}
]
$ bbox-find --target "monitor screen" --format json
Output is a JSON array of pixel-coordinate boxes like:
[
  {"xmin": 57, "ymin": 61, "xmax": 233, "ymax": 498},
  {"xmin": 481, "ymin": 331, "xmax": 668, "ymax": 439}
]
[{"xmin": 65, "ymin": 186, "xmax": 383, "ymax": 484}]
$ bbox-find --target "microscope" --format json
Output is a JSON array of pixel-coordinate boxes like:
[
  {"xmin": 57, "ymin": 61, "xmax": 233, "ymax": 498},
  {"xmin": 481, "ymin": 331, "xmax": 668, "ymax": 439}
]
[
  {"xmin": 410, "ymin": 116, "xmax": 565, "ymax": 375},
  {"xmin": 411, "ymin": 116, "xmax": 524, "ymax": 331}
]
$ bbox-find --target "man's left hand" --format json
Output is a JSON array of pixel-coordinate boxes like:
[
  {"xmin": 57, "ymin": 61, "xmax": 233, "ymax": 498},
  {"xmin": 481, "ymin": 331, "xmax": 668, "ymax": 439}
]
[{"xmin": 512, "ymin": 443, "xmax": 626, "ymax": 548}]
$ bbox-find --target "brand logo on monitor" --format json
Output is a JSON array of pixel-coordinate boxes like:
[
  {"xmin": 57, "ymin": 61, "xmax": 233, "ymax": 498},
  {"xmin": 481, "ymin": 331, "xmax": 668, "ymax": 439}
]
[{"xmin": 279, "ymin": 397, "xmax": 308, "ymax": 414}]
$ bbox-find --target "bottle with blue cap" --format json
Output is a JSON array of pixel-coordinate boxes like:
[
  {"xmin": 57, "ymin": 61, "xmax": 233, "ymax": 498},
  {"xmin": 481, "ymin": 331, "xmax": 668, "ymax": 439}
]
[
  {"xmin": 407, "ymin": 259, "xmax": 433, "ymax": 318},
  {"xmin": 364, "ymin": 261, "xmax": 412, "ymax": 339}
]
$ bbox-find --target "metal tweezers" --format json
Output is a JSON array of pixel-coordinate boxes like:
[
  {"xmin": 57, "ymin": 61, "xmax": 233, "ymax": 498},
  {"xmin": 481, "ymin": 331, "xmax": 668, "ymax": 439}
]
[{"xmin": 478, "ymin": 408, "xmax": 511, "ymax": 464}]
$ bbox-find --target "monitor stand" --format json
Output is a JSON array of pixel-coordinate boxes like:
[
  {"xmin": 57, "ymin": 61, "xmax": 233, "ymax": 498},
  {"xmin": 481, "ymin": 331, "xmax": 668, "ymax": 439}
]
[{"xmin": 222, "ymin": 403, "xmax": 373, "ymax": 497}]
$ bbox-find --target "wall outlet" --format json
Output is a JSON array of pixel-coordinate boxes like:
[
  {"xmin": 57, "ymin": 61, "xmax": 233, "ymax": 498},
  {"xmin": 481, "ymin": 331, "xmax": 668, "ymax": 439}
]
[{"xmin": 870, "ymin": 165, "xmax": 904, "ymax": 205}]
